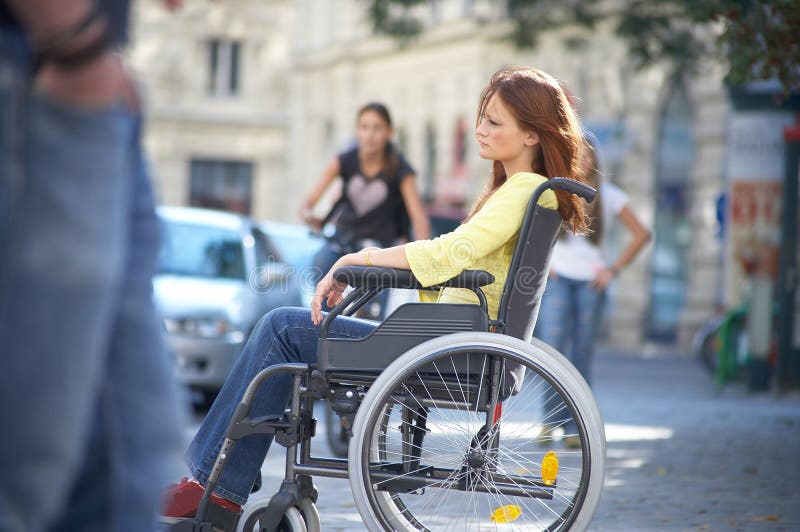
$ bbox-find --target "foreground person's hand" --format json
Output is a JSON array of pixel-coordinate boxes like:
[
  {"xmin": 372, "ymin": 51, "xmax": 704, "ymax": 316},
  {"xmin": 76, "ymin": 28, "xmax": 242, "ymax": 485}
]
[{"xmin": 35, "ymin": 52, "xmax": 132, "ymax": 110}]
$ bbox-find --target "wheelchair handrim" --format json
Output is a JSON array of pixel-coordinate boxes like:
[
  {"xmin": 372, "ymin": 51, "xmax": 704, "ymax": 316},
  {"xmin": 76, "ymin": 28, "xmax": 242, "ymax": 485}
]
[{"xmin": 350, "ymin": 334, "xmax": 605, "ymax": 532}]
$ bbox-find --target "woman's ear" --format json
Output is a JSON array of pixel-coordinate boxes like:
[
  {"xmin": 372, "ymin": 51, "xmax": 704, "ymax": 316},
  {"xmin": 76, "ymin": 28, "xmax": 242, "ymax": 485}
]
[{"xmin": 524, "ymin": 131, "xmax": 540, "ymax": 147}]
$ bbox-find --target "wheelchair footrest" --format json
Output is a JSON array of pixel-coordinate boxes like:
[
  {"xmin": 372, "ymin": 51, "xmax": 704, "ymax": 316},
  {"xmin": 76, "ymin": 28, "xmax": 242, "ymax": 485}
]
[
  {"xmin": 227, "ymin": 413, "xmax": 293, "ymax": 441},
  {"xmin": 227, "ymin": 408, "xmax": 316, "ymax": 448}
]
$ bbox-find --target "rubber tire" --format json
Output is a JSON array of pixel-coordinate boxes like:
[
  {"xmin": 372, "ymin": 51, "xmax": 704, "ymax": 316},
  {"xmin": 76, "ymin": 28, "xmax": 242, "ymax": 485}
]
[
  {"xmin": 348, "ymin": 332, "xmax": 606, "ymax": 532},
  {"xmin": 236, "ymin": 501, "xmax": 313, "ymax": 532},
  {"xmin": 299, "ymin": 498, "xmax": 321, "ymax": 532},
  {"xmin": 278, "ymin": 507, "xmax": 306, "ymax": 532}
]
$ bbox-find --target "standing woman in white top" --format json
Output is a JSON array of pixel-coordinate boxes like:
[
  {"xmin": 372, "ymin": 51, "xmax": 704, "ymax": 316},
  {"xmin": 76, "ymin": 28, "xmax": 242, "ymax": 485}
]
[{"xmin": 536, "ymin": 140, "xmax": 650, "ymax": 447}]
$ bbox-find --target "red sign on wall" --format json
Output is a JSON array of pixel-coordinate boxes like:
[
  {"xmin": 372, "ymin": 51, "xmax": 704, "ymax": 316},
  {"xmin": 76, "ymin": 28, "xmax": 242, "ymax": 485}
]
[{"xmin": 730, "ymin": 182, "xmax": 783, "ymax": 225}]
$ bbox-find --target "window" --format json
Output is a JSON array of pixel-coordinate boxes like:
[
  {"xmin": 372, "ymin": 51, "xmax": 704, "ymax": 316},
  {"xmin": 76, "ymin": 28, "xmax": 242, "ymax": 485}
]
[
  {"xmin": 208, "ymin": 39, "xmax": 241, "ymax": 96},
  {"xmin": 429, "ymin": 0, "xmax": 440, "ymax": 22},
  {"xmin": 158, "ymin": 221, "xmax": 245, "ymax": 280},
  {"xmin": 452, "ymin": 117, "xmax": 468, "ymax": 168},
  {"xmin": 397, "ymin": 125, "xmax": 408, "ymax": 153},
  {"xmin": 645, "ymin": 82, "xmax": 694, "ymax": 341},
  {"xmin": 251, "ymin": 228, "xmax": 283, "ymax": 265},
  {"xmin": 424, "ymin": 122, "xmax": 437, "ymax": 201},
  {"xmin": 323, "ymin": 119, "xmax": 336, "ymax": 154},
  {"xmin": 463, "ymin": 0, "xmax": 474, "ymax": 16},
  {"xmin": 189, "ymin": 159, "xmax": 253, "ymax": 215}
]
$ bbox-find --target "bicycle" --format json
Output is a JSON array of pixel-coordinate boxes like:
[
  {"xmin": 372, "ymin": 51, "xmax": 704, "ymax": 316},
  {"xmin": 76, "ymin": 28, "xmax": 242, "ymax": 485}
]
[{"xmin": 693, "ymin": 304, "xmax": 778, "ymax": 387}]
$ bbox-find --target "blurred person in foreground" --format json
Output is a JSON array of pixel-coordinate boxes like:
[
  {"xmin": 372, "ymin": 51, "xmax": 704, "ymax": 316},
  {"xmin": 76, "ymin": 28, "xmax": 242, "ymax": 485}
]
[
  {"xmin": 161, "ymin": 65, "xmax": 589, "ymax": 531},
  {"xmin": 0, "ymin": 1, "xmax": 184, "ymax": 531},
  {"xmin": 535, "ymin": 139, "xmax": 650, "ymax": 448}
]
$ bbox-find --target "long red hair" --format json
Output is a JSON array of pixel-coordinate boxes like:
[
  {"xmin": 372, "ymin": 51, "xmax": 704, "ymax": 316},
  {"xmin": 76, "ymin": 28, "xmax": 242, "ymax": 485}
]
[{"xmin": 466, "ymin": 66, "xmax": 588, "ymax": 233}]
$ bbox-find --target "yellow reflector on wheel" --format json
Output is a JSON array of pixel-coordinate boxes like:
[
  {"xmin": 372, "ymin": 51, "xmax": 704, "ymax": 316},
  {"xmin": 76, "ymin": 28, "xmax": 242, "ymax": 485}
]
[
  {"xmin": 541, "ymin": 450, "xmax": 558, "ymax": 486},
  {"xmin": 490, "ymin": 504, "xmax": 521, "ymax": 523}
]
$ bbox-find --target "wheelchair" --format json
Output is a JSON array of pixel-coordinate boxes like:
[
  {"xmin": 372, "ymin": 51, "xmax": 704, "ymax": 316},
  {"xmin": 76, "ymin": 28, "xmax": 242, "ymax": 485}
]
[{"xmin": 168, "ymin": 178, "xmax": 606, "ymax": 532}]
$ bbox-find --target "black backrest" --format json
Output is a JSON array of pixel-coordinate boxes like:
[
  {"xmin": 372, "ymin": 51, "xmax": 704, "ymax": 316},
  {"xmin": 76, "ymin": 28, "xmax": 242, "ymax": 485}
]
[{"xmin": 497, "ymin": 178, "xmax": 596, "ymax": 341}]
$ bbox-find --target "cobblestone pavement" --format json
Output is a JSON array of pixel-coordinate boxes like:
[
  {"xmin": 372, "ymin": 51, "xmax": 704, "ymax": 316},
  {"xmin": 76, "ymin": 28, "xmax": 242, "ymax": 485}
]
[
  {"xmin": 588, "ymin": 347, "xmax": 799, "ymax": 531},
  {"xmin": 184, "ymin": 347, "xmax": 800, "ymax": 531}
]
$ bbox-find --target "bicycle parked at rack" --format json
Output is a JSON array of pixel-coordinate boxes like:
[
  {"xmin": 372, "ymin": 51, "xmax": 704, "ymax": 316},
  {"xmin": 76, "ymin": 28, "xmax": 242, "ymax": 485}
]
[{"xmin": 693, "ymin": 304, "xmax": 779, "ymax": 387}]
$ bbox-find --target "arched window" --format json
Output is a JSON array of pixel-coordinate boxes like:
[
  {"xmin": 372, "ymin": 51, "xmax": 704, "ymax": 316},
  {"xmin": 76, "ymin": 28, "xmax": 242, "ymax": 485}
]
[{"xmin": 645, "ymin": 80, "xmax": 695, "ymax": 341}]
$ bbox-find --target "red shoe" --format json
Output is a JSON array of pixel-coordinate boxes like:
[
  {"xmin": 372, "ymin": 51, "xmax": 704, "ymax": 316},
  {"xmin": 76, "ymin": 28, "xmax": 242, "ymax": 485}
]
[{"xmin": 162, "ymin": 477, "xmax": 242, "ymax": 518}]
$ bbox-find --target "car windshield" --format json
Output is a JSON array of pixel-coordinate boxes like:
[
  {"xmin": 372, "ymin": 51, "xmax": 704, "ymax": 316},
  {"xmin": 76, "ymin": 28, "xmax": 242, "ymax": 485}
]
[
  {"xmin": 158, "ymin": 221, "xmax": 245, "ymax": 280},
  {"xmin": 268, "ymin": 232, "xmax": 321, "ymax": 270}
]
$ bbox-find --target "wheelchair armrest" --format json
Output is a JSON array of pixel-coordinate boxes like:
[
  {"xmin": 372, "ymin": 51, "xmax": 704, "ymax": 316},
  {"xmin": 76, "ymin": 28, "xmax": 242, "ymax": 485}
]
[{"xmin": 333, "ymin": 266, "xmax": 495, "ymax": 291}]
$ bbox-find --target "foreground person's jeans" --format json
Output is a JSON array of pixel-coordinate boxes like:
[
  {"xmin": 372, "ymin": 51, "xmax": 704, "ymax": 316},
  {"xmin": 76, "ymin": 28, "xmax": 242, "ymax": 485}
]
[
  {"xmin": 187, "ymin": 307, "xmax": 377, "ymax": 505},
  {"xmin": 0, "ymin": 28, "xmax": 183, "ymax": 532}
]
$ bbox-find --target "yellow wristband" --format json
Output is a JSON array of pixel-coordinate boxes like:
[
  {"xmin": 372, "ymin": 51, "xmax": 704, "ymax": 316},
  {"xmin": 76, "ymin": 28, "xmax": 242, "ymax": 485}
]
[{"xmin": 365, "ymin": 249, "xmax": 372, "ymax": 267}]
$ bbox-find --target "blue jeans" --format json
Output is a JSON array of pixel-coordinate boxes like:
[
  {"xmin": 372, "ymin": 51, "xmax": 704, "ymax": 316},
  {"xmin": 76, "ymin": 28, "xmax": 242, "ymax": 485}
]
[
  {"xmin": 0, "ymin": 29, "xmax": 183, "ymax": 532},
  {"xmin": 187, "ymin": 307, "xmax": 377, "ymax": 505},
  {"xmin": 534, "ymin": 274, "xmax": 605, "ymax": 430}
]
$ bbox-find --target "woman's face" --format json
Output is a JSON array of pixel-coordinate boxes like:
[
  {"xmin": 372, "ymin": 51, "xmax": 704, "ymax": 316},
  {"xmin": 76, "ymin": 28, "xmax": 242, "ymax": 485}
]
[
  {"xmin": 356, "ymin": 110, "xmax": 393, "ymax": 157},
  {"xmin": 475, "ymin": 94, "xmax": 537, "ymax": 165}
]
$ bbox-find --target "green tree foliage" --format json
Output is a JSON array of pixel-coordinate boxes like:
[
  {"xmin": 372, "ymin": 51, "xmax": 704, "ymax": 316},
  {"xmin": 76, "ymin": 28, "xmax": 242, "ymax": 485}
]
[{"xmin": 367, "ymin": 0, "xmax": 800, "ymax": 91}]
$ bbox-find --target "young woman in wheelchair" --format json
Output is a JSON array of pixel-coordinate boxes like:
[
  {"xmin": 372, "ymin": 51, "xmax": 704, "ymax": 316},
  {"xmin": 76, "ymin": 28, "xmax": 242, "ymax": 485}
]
[{"xmin": 163, "ymin": 65, "xmax": 595, "ymax": 528}]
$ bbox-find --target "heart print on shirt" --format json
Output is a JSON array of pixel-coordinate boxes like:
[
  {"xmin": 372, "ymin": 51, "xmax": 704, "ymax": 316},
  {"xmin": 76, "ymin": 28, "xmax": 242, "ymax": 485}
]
[{"xmin": 346, "ymin": 174, "xmax": 389, "ymax": 217}]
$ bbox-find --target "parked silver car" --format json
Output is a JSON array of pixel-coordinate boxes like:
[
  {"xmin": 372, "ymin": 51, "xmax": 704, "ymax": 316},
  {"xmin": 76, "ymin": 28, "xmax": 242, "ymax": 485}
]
[
  {"xmin": 259, "ymin": 220, "xmax": 324, "ymax": 308},
  {"xmin": 155, "ymin": 206, "xmax": 302, "ymax": 403}
]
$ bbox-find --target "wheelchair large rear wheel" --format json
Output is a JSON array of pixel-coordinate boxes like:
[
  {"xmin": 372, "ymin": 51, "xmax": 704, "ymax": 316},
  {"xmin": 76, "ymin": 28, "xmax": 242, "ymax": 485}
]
[{"xmin": 349, "ymin": 333, "xmax": 605, "ymax": 531}]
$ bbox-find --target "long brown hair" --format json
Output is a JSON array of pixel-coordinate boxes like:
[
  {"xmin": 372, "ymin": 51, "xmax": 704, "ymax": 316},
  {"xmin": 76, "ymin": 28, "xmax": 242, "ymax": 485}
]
[
  {"xmin": 582, "ymin": 140, "xmax": 603, "ymax": 244},
  {"xmin": 466, "ymin": 66, "xmax": 588, "ymax": 233}
]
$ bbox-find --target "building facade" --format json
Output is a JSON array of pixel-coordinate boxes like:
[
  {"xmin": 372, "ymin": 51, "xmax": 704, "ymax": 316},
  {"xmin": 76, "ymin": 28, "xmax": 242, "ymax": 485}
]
[
  {"xmin": 130, "ymin": 0, "xmax": 730, "ymax": 349},
  {"xmin": 130, "ymin": 0, "xmax": 295, "ymax": 220}
]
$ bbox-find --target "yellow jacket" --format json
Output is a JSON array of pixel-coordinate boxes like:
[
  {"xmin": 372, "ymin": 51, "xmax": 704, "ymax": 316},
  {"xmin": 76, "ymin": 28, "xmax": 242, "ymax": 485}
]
[{"xmin": 404, "ymin": 172, "xmax": 558, "ymax": 319}]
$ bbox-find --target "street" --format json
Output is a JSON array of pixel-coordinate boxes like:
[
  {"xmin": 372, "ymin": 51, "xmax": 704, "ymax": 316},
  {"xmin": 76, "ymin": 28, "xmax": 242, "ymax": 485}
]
[{"xmin": 183, "ymin": 348, "xmax": 800, "ymax": 531}]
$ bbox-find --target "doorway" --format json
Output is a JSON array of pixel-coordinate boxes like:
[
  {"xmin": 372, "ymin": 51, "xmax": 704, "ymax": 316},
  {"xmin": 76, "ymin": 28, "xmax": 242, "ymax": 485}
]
[{"xmin": 646, "ymin": 81, "xmax": 695, "ymax": 341}]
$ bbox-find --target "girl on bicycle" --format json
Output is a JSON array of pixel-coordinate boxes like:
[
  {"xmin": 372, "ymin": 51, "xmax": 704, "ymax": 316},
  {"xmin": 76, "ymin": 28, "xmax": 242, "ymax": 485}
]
[
  {"xmin": 299, "ymin": 102, "xmax": 431, "ymax": 303},
  {"xmin": 163, "ymin": 66, "xmax": 589, "ymax": 527}
]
